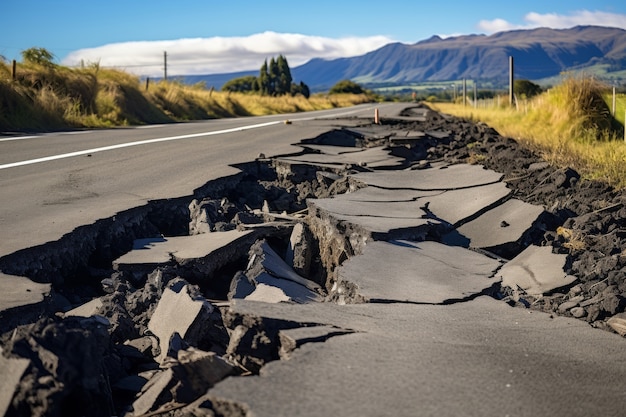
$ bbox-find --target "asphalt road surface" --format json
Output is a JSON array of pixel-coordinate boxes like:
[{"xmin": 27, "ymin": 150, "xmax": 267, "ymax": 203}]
[{"xmin": 0, "ymin": 104, "xmax": 392, "ymax": 258}]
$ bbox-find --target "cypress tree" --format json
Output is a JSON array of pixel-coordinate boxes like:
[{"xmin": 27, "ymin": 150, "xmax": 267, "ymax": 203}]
[
  {"xmin": 258, "ymin": 59, "xmax": 270, "ymax": 95},
  {"xmin": 276, "ymin": 55, "xmax": 292, "ymax": 95},
  {"xmin": 268, "ymin": 57, "xmax": 279, "ymax": 96}
]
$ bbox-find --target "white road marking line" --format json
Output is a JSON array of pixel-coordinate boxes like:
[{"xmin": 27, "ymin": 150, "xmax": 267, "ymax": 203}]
[
  {"xmin": 0, "ymin": 136, "xmax": 40, "ymax": 142},
  {"xmin": 0, "ymin": 105, "xmax": 381, "ymax": 170},
  {"xmin": 0, "ymin": 121, "xmax": 280, "ymax": 170}
]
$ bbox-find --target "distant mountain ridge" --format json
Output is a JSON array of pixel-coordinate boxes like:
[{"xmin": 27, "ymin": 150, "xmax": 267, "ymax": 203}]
[{"xmin": 182, "ymin": 26, "xmax": 626, "ymax": 91}]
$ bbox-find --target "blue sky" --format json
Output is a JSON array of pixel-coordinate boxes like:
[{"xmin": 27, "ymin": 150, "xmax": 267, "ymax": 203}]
[{"xmin": 2, "ymin": 1, "xmax": 625, "ymax": 76}]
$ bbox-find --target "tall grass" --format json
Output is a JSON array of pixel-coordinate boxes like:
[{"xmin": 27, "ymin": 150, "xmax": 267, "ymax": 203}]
[
  {"xmin": 429, "ymin": 76, "xmax": 626, "ymax": 188},
  {"xmin": 0, "ymin": 61, "xmax": 373, "ymax": 131}
]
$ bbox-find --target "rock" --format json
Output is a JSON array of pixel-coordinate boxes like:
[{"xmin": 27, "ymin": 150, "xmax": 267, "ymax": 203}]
[
  {"xmin": 131, "ymin": 347, "xmax": 234, "ymax": 414},
  {"xmin": 189, "ymin": 198, "xmax": 214, "ymax": 235},
  {"xmin": 228, "ymin": 271, "xmax": 256, "ymax": 301},
  {"xmin": 132, "ymin": 348, "xmax": 235, "ymax": 415},
  {"xmin": 601, "ymin": 293, "xmax": 626, "ymax": 315},
  {"xmin": 570, "ymin": 307, "xmax": 587, "ymax": 318},
  {"xmin": 569, "ymin": 285, "xmax": 583, "ymax": 296},
  {"xmin": 4, "ymin": 317, "xmax": 113, "ymax": 417},
  {"xmin": 285, "ymin": 222, "xmax": 313, "ymax": 278},
  {"xmin": 124, "ymin": 336, "xmax": 158, "ymax": 358},
  {"xmin": 607, "ymin": 314, "xmax": 626, "ymax": 336},
  {"xmin": 557, "ymin": 296, "xmax": 584, "ymax": 313}
]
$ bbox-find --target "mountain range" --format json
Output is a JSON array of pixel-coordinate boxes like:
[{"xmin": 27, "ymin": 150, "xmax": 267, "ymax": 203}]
[{"xmin": 183, "ymin": 26, "xmax": 626, "ymax": 91}]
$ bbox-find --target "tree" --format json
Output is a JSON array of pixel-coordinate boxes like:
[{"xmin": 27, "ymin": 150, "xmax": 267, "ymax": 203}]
[
  {"xmin": 254, "ymin": 55, "xmax": 307, "ymax": 97},
  {"xmin": 329, "ymin": 80, "xmax": 366, "ymax": 94},
  {"xmin": 258, "ymin": 60, "xmax": 270, "ymax": 95},
  {"xmin": 268, "ymin": 57, "xmax": 279, "ymax": 95},
  {"xmin": 21, "ymin": 47, "xmax": 55, "ymax": 67},
  {"xmin": 514, "ymin": 79, "xmax": 542, "ymax": 99},
  {"xmin": 276, "ymin": 55, "xmax": 292, "ymax": 95},
  {"xmin": 291, "ymin": 81, "xmax": 310, "ymax": 99},
  {"xmin": 221, "ymin": 55, "xmax": 310, "ymax": 97},
  {"xmin": 222, "ymin": 75, "xmax": 258, "ymax": 93}
]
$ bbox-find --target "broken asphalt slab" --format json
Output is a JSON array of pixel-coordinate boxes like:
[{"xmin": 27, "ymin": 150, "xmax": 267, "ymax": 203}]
[
  {"xmin": 443, "ymin": 198, "xmax": 546, "ymax": 251},
  {"xmin": 207, "ymin": 297, "xmax": 626, "ymax": 417},
  {"xmin": 333, "ymin": 179, "xmax": 512, "ymax": 226},
  {"xmin": 232, "ymin": 240, "xmax": 323, "ymax": 304},
  {"xmin": 148, "ymin": 282, "xmax": 215, "ymax": 364},
  {"xmin": 497, "ymin": 245, "xmax": 577, "ymax": 296},
  {"xmin": 0, "ymin": 350, "xmax": 30, "ymax": 417},
  {"xmin": 350, "ymin": 163, "xmax": 503, "ymax": 190},
  {"xmin": 112, "ymin": 230, "xmax": 255, "ymax": 277},
  {"xmin": 0, "ymin": 272, "xmax": 51, "ymax": 312},
  {"xmin": 335, "ymin": 240, "xmax": 502, "ymax": 304},
  {"xmin": 281, "ymin": 146, "xmax": 405, "ymax": 169}
]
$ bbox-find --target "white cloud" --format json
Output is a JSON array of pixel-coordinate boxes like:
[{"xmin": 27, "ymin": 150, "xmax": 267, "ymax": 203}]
[
  {"xmin": 477, "ymin": 10, "xmax": 626, "ymax": 33},
  {"xmin": 61, "ymin": 31, "xmax": 394, "ymax": 77}
]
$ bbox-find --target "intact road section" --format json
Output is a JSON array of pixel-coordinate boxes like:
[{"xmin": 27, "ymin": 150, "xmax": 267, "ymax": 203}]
[{"xmin": 0, "ymin": 104, "xmax": 392, "ymax": 258}]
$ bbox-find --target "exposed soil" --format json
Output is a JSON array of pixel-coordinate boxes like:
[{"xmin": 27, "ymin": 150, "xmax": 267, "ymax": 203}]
[{"xmin": 397, "ymin": 105, "xmax": 626, "ymax": 328}]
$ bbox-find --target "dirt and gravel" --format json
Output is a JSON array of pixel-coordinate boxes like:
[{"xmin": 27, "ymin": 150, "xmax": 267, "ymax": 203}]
[{"xmin": 1, "ymin": 103, "xmax": 625, "ymax": 416}]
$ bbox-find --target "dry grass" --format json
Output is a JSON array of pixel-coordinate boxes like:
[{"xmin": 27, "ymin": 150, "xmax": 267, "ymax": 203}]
[
  {"xmin": 0, "ymin": 61, "xmax": 373, "ymax": 131},
  {"xmin": 429, "ymin": 76, "xmax": 626, "ymax": 188},
  {"xmin": 556, "ymin": 226, "xmax": 587, "ymax": 251}
]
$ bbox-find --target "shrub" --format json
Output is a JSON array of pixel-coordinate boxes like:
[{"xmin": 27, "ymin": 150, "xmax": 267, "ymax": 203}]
[{"xmin": 329, "ymin": 80, "xmax": 366, "ymax": 95}]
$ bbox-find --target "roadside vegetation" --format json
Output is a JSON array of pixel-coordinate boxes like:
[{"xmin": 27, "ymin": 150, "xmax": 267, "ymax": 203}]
[
  {"xmin": 427, "ymin": 76, "xmax": 626, "ymax": 188},
  {"xmin": 3, "ymin": 48, "xmax": 624, "ymax": 188},
  {"xmin": 0, "ymin": 48, "xmax": 374, "ymax": 131}
]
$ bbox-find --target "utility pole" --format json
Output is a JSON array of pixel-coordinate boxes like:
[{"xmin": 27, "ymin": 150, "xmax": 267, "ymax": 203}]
[
  {"xmin": 164, "ymin": 51, "xmax": 168, "ymax": 81},
  {"xmin": 509, "ymin": 56, "xmax": 514, "ymax": 107}
]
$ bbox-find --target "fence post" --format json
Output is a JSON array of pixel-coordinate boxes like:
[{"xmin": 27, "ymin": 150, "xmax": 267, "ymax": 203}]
[
  {"xmin": 473, "ymin": 82, "xmax": 477, "ymax": 108},
  {"xmin": 612, "ymin": 86, "xmax": 617, "ymax": 116},
  {"xmin": 509, "ymin": 56, "xmax": 514, "ymax": 107},
  {"xmin": 463, "ymin": 78, "xmax": 467, "ymax": 107},
  {"xmin": 145, "ymin": 77, "xmax": 150, "ymax": 91},
  {"xmin": 12, "ymin": 60, "xmax": 16, "ymax": 80}
]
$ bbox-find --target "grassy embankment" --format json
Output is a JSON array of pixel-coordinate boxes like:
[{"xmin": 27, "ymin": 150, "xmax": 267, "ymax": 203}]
[
  {"xmin": 0, "ymin": 61, "xmax": 374, "ymax": 131},
  {"xmin": 428, "ymin": 76, "xmax": 626, "ymax": 188}
]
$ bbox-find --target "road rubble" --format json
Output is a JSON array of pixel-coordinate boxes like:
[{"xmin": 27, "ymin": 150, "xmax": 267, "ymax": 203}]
[{"xmin": 1, "ymin": 104, "xmax": 626, "ymax": 416}]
